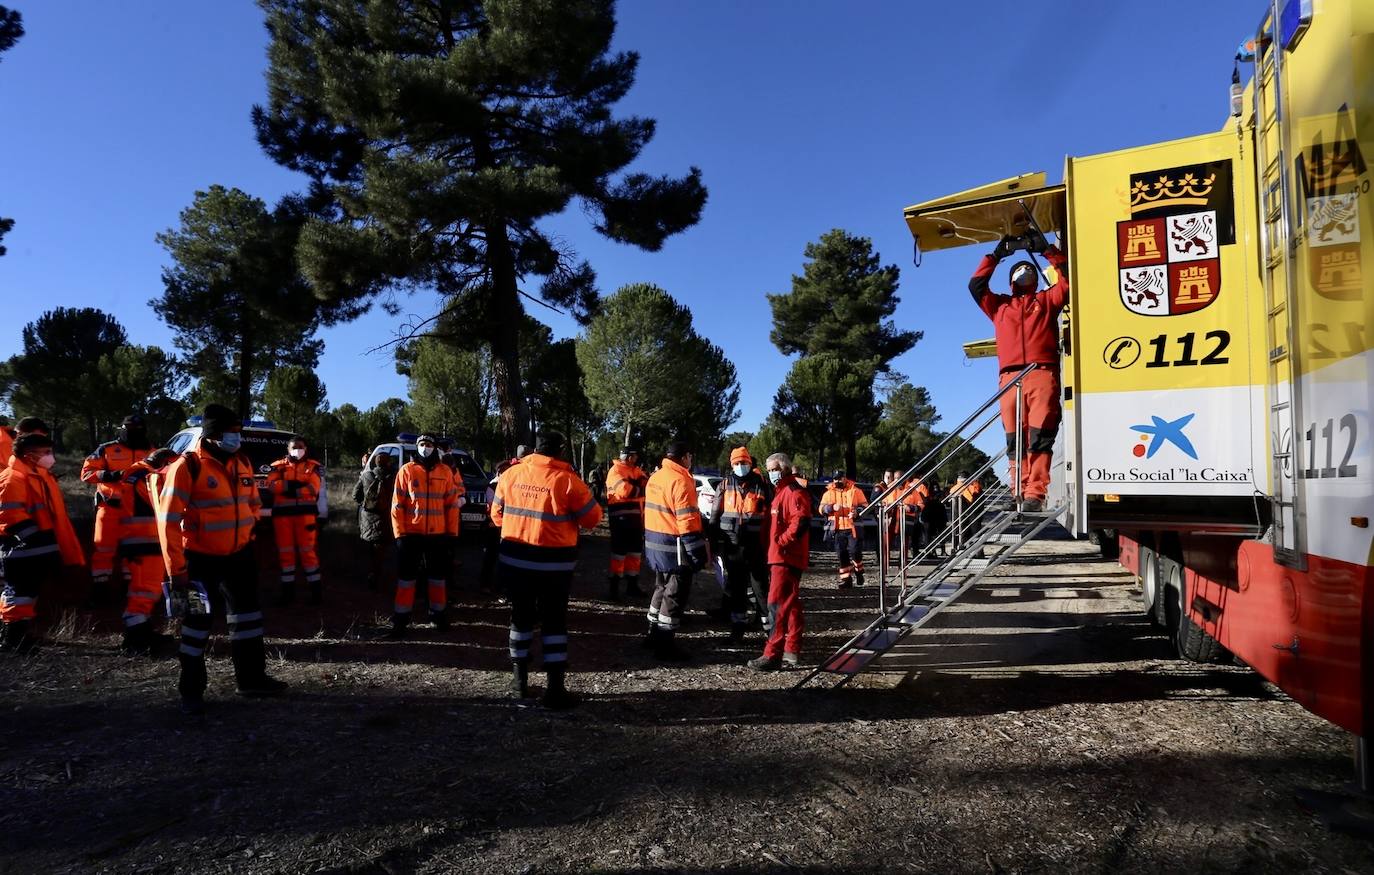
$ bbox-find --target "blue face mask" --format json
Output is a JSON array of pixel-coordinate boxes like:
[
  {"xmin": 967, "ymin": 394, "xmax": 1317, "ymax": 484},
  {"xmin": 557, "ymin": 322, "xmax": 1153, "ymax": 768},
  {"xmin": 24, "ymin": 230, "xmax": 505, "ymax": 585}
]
[
  {"xmin": 733, "ymin": 464, "xmax": 750, "ymax": 478},
  {"xmin": 212, "ymin": 432, "xmax": 242, "ymax": 453},
  {"xmin": 769, "ymin": 469, "xmax": 783, "ymax": 485}
]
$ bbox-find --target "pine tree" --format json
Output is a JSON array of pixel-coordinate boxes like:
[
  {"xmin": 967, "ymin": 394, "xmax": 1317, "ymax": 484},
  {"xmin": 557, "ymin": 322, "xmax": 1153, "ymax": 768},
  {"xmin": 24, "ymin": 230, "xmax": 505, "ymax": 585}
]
[
  {"xmin": 152, "ymin": 186, "xmax": 354, "ymax": 418},
  {"xmin": 253, "ymin": 0, "xmax": 707, "ymax": 448},
  {"xmin": 767, "ymin": 229, "xmax": 919, "ymax": 476},
  {"xmin": 0, "ymin": 5, "xmax": 24, "ymax": 257}
]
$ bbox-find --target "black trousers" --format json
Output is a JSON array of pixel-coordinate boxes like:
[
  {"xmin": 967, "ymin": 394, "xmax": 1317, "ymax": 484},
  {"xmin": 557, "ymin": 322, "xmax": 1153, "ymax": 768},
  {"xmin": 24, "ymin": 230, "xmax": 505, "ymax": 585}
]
[
  {"xmin": 720, "ymin": 537, "xmax": 765, "ymax": 626},
  {"xmin": 648, "ymin": 568, "xmax": 693, "ymax": 632},
  {"xmin": 506, "ymin": 566, "xmax": 572, "ymax": 670},
  {"xmin": 178, "ymin": 547, "xmax": 265, "ymax": 699}
]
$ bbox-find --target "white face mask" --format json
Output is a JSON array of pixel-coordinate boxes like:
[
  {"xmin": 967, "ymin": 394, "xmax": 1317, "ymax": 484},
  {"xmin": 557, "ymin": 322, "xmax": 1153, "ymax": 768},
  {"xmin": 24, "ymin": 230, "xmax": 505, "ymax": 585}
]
[
  {"xmin": 768, "ymin": 469, "xmax": 783, "ymax": 485},
  {"xmin": 37, "ymin": 451, "xmax": 56, "ymax": 470},
  {"xmin": 733, "ymin": 463, "xmax": 750, "ymax": 478},
  {"xmin": 289, "ymin": 448, "xmax": 306, "ymax": 460},
  {"xmin": 418, "ymin": 445, "xmax": 436, "ymax": 459}
]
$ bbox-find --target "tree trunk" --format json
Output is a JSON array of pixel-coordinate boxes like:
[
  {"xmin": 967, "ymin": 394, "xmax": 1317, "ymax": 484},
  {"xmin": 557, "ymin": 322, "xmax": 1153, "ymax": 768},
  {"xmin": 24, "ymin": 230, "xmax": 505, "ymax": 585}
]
[
  {"xmin": 87, "ymin": 411, "xmax": 98, "ymax": 450},
  {"xmin": 237, "ymin": 336, "xmax": 254, "ymax": 422},
  {"xmin": 486, "ymin": 218, "xmax": 531, "ymax": 453},
  {"xmin": 844, "ymin": 434, "xmax": 857, "ymax": 481}
]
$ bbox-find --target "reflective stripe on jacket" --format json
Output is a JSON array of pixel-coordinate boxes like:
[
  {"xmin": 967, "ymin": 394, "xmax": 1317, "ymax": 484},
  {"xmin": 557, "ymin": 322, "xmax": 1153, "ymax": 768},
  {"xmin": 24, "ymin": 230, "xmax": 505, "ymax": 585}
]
[
  {"xmin": 644, "ymin": 458, "xmax": 707, "ymax": 573},
  {"xmin": 604, "ymin": 458, "xmax": 647, "ymax": 519},
  {"xmin": 158, "ymin": 449, "xmax": 261, "ymax": 576},
  {"xmin": 968, "ymin": 246, "xmax": 1069, "ymax": 371},
  {"xmin": 392, "ymin": 461, "xmax": 462, "ymax": 537},
  {"xmin": 709, "ymin": 472, "xmax": 769, "ymax": 544},
  {"xmin": 267, "ymin": 457, "xmax": 324, "ymax": 517},
  {"xmin": 491, "ymin": 453, "xmax": 602, "ymax": 571},
  {"xmin": 818, "ymin": 482, "xmax": 867, "ymax": 534},
  {"xmin": 80, "ymin": 441, "xmax": 149, "ymax": 506},
  {"xmin": 117, "ymin": 460, "xmax": 164, "ymax": 557},
  {"xmin": 0, "ymin": 456, "xmax": 84, "ymax": 565}
]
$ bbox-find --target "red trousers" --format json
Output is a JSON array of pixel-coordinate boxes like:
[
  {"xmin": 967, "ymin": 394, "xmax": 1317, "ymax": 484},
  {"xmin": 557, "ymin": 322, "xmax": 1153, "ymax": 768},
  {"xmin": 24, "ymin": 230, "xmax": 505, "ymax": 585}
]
[
  {"xmin": 762, "ymin": 564, "xmax": 804, "ymax": 659},
  {"xmin": 272, "ymin": 514, "xmax": 320, "ymax": 585},
  {"xmin": 999, "ymin": 367, "xmax": 1060, "ymax": 502}
]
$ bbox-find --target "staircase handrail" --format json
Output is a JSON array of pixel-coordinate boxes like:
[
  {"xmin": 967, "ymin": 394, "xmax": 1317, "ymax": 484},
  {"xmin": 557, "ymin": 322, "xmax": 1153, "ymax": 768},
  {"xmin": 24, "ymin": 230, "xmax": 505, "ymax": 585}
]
[{"xmin": 859, "ymin": 363, "xmax": 1037, "ymax": 518}]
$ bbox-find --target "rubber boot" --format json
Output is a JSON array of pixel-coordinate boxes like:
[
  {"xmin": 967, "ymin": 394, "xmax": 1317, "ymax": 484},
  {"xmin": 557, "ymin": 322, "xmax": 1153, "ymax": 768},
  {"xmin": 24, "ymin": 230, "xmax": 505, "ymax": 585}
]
[
  {"xmin": 178, "ymin": 652, "xmax": 208, "ymax": 714},
  {"xmin": 511, "ymin": 659, "xmax": 531, "ymax": 699},
  {"xmin": 623, "ymin": 574, "xmax": 644, "ymax": 597},
  {"xmin": 729, "ymin": 622, "xmax": 747, "ymax": 644},
  {"xmin": 308, "ymin": 581, "xmax": 323, "ymax": 606},
  {"xmin": 388, "ymin": 613, "xmax": 410, "ymax": 640},
  {"xmin": 232, "ymin": 635, "xmax": 286, "ymax": 696},
  {"xmin": 430, "ymin": 608, "xmax": 451, "ymax": 631},
  {"xmin": 121, "ymin": 622, "xmax": 153, "ymax": 656},
  {"xmin": 276, "ymin": 580, "xmax": 296, "ymax": 607},
  {"xmin": 607, "ymin": 575, "xmax": 621, "ymax": 602},
  {"xmin": 653, "ymin": 629, "xmax": 691, "ymax": 663},
  {"xmin": 0, "ymin": 620, "xmax": 36, "ymax": 654},
  {"xmin": 541, "ymin": 665, "xmax": 579, "ymax": 710}
]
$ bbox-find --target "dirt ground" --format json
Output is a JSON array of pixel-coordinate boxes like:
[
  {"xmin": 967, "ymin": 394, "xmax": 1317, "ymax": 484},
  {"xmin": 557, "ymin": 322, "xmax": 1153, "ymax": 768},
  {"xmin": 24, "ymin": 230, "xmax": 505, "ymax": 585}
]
[{"xmin": 2, "ymin": 511, "xmax": 1372, "ymax": 873}]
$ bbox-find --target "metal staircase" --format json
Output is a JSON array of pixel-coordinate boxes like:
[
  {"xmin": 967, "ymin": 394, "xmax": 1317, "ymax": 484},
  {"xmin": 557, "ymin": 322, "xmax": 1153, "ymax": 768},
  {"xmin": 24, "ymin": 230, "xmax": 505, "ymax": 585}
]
[{"xmin": 795, "ymin": 365, "xmax": 1069, "ymax": 689}]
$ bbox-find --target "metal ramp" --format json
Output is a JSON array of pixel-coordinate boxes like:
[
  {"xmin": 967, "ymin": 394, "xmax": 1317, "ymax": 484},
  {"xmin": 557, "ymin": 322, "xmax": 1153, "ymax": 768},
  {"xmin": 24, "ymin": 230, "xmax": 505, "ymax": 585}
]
[{"xmin": 795, "ymin": 364, "xmax": 1069, "ymax": 690}]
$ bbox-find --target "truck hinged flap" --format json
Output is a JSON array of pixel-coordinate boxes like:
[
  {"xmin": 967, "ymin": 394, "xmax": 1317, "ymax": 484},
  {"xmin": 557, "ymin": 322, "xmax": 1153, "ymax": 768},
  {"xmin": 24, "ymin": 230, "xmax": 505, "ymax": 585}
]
[
  {"xmin": 904, "ymin": 173, "xmax": 1066, "ymax": 255},
  {"xmin": 962, "ymin": 337, "xmax": 998, "ymax": 359}
]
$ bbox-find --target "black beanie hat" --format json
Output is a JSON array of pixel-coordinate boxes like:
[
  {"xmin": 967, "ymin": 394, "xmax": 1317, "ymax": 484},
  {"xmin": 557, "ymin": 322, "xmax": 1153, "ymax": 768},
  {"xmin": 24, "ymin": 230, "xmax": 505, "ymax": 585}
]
[
  {"xmin": 536, "ymin": 431, "xmax": 566, "ymax": 457},
  {"xmin": 666, "ymin": 440, "xmax": 692, "ymax": 460},
  {"xmin": 202, "ymin": 404, "xmax": 239, "ymax": 437}
]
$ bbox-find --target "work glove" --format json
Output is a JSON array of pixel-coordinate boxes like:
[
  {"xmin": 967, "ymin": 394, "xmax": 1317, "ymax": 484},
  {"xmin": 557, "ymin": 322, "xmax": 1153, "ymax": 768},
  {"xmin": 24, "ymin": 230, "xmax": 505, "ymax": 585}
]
[
  {"xmin": 164, "ymin": 573, "xmax": 190, "ymax": 619},
  {"xmin": 992, "ymin": 235, "xmax": 1015, "ymax": 260},
  {"xmin": 1027, "ymin": 228, "xmax": 1049, "ymax": 254},
  {"xmin": 99, "ymin": 470, "xmax": 123, "ymax": 483}
]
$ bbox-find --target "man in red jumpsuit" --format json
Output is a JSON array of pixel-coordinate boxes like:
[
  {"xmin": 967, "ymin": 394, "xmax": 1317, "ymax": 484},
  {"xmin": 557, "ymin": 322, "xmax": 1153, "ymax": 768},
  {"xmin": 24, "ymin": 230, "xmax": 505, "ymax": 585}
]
[
  {"xmin": 748, "ymin": 451, "xmax": 811, "ymax": 671},
  {"xmin": 968, "ymin": 237, "xmax": 1070, "ymax": 512}
]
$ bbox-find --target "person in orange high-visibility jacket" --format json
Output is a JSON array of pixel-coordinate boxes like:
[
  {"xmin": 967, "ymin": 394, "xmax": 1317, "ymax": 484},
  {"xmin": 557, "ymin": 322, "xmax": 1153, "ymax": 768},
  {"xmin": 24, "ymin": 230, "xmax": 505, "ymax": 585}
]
[
  {"xmin": 708, "ymin": 446, "xmax": 772, "ymax": 641},
  {"xmin": 115, "ymin": 448, "xmax": 178, "ymax": 655},
  {"xmin": 902, "ymin": 477, "xmax": 931, "ymax": 558},
  {"xmin": 491, "ymin": 432, "xmax": 602, "ymax": 709},
  {"xmin": 158, "ymin": 405, "xmax": 286, "ymax": 714},
  {"xmin": 0, "ymin": 419, "xmax": 14, "ymax": 472},
  {"xmin": 643, "ymin": 440, "xmax": 709, "ymax": 661},
  {"xmin": 0, "ymin": 433, "xmax": 84, "ymax": 653},
  {"xmin": 389, "ymin": 434, "xmax": 463, "ymax": 637},
  {"xmin": 604, "ymin": 445, "xmax": 648, "ymax": 601},
  {"xmin": 80, "ymin": 414, "xmax": 154, "ymax": 600},
  {"xmin": 970, "ymin": 238, "xmax": 1069, "ymax": 512},
  {"xmin": 266, "ymin": 436, "xmax": 325, "ymax": 606},
  {"xmin": 819, "ymin": 471, "xmax": 868, "ymax": 588}
]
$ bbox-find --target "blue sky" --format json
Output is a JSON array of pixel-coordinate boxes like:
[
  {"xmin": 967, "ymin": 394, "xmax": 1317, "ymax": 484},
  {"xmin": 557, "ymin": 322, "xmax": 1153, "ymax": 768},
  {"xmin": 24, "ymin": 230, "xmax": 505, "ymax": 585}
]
[{"xmin": 0, "ymin": 1, "xmax": 1258, "ymax": 455}]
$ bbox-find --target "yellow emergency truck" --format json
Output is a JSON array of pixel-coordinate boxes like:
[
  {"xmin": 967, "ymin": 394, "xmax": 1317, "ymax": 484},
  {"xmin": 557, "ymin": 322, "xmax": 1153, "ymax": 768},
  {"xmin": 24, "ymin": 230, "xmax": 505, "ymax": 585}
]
[{"xmin": 903, "ymin": 0, "xmax": 1372, "ymax": 760}]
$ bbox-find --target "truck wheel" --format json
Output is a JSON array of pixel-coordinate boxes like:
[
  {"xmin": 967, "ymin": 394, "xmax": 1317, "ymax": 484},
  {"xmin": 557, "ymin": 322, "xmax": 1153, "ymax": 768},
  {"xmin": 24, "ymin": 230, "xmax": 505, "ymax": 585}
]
[
  {"xmin": 1089, "ymin": 528, "xmax": 1120, "ymax": 560},
  {"xmin": 1138, "ymin": 545, "xmax": 1163, "ymax": 626},
  {"xmin": 1162, "ymin": 554, "xmax": 1226, "ymax": 663}
]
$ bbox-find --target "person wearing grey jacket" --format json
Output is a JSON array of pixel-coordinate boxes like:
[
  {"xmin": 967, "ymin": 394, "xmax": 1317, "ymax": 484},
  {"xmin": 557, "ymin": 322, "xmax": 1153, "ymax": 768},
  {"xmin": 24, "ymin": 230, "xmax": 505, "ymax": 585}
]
[{"xmin": 353, "ymin": 453, "xmax": 397, "ymax": 590}]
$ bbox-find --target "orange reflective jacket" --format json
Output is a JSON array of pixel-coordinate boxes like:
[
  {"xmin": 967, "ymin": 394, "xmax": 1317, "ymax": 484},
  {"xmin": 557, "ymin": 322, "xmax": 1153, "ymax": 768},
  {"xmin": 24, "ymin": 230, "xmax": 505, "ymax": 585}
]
[
  {"xmin": 644, "ymin": 458, "xmax": 707, "ymax": 573},
  {"xmin": 81, "ymin": 441, "xmax": 149, "ymax": 507},
  {"xmin": 819, "ymin": 481, "xmax": 867, "ymax": 534},
  {"xmin": 267, "ymin": 457, "xmax": 323, "ymax": 517},
  {"xmin": 605, "ymin": 458, "xmax": 648, "ymax": 519},
  {"xmin": 158, "ymin": 449, "xmax": 262, "ymax": 576},
  {"xmin": 392, "ymin": 460, "xmax": 462, "ymax": 537},
  {"xmin": 0, "ymin": 427, "xmax": 13, "ymax": 472},
  {"xmin": 0, "ymin": 457, "xmax": 84, "ymax": 565},
  {"xmin": 118, "ymin": 460, "xmax": 164, "ymax": 557},
  {"xmin": 950, "ymin": 479, "xmax": 982, "ymax": 502},
  {"xmin": 491, "ymin": 450, "xmax": 604, "ymax": 552},
  {"xmin": 710, "ymin": 472, "xmax": 769, "ymax": 542}
]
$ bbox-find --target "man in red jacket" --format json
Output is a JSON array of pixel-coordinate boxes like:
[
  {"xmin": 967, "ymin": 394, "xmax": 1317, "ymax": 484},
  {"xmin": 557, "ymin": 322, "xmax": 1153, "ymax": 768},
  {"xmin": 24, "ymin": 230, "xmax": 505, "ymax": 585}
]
[
  {"xmin": 749, "ymin": 451, "xmax": 811, "ymax": 671},
  {"xmin": 968, "ymin": 237, "xmax": 1070, "ymax": 512}
]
